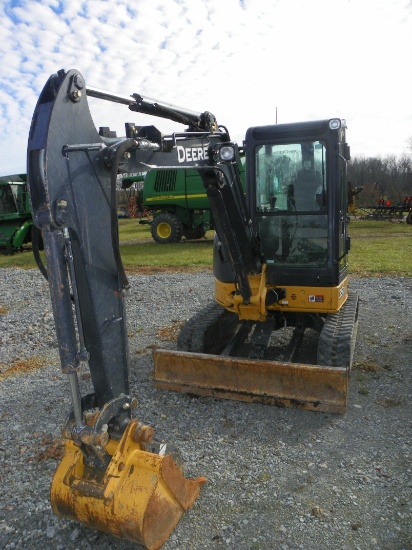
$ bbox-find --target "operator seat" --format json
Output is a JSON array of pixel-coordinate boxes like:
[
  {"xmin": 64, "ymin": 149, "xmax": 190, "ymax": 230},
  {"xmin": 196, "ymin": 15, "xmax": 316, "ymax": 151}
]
[{"xmin": 292, "ymin": 168, "xmax": 320, "ymax": 211}]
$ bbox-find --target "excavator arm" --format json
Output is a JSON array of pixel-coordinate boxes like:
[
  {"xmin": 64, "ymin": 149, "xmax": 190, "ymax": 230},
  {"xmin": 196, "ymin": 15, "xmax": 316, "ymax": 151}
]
[
  {"xmin": 27, "ymin": 68, "xmax": 261, "ymax": 548},
  {"xmin": 28, "ymin": 69, "xmax": 261, "ymax": 398}
]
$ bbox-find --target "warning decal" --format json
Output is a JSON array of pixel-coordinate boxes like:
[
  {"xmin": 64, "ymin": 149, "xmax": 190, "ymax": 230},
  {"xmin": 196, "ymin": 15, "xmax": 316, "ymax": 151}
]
[{"xmin": 309, "ymin": 295, "xmax": 324, "ymax": 303}]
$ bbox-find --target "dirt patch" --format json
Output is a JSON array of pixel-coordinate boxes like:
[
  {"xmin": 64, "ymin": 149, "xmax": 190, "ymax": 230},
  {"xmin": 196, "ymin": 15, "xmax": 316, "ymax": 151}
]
[
  {"xmin": 0, "ymin": 355, "xmax": 49, "ymax": 380},
  {"xmin": 28, "ymin": 433, "xmax": 65, "ymax": 462},
  {"xmin": 157, "ymin": 320, "xmax": 185, "ymax": 341}
]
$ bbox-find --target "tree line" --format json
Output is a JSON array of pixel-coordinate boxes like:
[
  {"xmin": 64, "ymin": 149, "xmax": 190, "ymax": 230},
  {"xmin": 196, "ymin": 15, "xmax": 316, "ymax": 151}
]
[{"xmin": 348, "ymin": 144, "xmax": 412, "ymax": 207}]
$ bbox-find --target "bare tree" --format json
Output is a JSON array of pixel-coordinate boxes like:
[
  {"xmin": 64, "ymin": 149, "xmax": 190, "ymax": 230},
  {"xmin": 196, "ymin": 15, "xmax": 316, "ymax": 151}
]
[{"xmin": 348, "ymin": 154, "xmax": 412, "ymax": 206}]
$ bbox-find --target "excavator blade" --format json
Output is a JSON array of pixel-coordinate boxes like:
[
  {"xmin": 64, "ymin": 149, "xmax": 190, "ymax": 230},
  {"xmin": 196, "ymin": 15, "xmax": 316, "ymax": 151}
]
[
  {"xmin": 153, "ymin": 350, "xmax": 348, "ymax": 414},
  {"xmin": 50, "ymin": 419, "xmax": 206, "ymax": 550}
]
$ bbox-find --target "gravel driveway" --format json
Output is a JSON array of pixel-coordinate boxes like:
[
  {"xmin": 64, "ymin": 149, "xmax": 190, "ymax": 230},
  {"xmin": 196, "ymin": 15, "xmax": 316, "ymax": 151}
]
[{"xmin": 0, "ymin": 268, "xmax": 411, "ymax": 550}]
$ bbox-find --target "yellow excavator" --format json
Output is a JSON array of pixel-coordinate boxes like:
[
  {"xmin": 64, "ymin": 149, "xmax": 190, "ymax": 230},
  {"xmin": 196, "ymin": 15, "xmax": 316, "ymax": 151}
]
[{"xmin": 27, "ymin": 69, "xmax": 358, "ymax": 548}]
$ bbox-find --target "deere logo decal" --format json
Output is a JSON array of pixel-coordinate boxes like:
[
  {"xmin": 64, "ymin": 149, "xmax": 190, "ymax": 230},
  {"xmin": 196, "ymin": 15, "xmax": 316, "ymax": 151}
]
[{"xmin": 177, "ymin": 145, "xmax": 209, "ymax": 163}]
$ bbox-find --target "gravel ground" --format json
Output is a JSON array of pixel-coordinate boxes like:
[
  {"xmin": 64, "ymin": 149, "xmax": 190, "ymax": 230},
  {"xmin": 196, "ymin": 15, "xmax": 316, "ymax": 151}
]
[{"xmin": 0, "ymin": 267, "xmax": 411, "ymax": 550}]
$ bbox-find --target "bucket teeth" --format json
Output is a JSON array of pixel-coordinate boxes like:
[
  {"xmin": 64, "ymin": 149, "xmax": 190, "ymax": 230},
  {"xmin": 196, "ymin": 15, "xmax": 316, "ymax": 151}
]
[{"xmin": 51, "ymin": 419, "xmax": 205, "ymax": 550}]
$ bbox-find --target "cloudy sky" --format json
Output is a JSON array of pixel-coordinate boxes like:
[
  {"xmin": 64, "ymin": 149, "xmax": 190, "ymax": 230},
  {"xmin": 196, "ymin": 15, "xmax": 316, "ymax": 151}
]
[{"xmin": 1, "ymin": 0, "xmax": 411, "ymax": 175}]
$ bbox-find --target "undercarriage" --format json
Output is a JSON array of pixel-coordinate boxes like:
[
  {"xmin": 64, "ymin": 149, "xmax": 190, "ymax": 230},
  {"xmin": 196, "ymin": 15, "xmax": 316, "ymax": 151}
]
[{"xmin": 153, "ymin": 292, "xmax": 359, "ymax": 414}]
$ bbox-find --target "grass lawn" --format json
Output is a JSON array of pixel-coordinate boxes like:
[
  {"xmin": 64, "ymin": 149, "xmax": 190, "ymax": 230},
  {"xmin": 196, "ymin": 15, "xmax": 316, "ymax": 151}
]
[
  {"xmin": 348, "ymin": 218, "xmax": 412, "ymax": 277},
  {"xmin": 1, "ymin": 217, "xmax": 411, "ymax": 277}
]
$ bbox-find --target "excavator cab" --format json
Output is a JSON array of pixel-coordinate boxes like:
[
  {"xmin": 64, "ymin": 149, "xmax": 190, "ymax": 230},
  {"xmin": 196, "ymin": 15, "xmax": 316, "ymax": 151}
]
[
  {"xmin": 247, "ymin": 121, "xmax": 350, "ymax": 287},
  {"xmin": 209, "ymin": 119, "xmax": 350, "ymax": 320},
  {"xmin": 212, "ymin": 120, "xmax": 351, "ymax": 297}
]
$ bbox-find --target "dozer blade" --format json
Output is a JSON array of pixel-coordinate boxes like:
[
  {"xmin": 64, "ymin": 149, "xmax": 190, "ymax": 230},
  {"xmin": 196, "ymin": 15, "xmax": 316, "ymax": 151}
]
[
  {"xmin": 51, "ymin": 419, "xmax": 206, "ymax": 550},
  {"xmin": 153, "ymin": 349, "xmax": 348, "ymax": 414}
]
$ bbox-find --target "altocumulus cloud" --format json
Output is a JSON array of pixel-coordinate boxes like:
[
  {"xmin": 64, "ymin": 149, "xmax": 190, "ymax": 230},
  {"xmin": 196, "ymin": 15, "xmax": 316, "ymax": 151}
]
[{"xmin": 0, "ymin": 0, "xmax": 411, "ymax": 174}]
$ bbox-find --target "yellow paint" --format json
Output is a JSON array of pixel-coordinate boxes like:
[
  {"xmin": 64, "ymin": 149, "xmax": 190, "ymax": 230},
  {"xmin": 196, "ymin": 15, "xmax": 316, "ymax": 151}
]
[
  {"xmin": 215, "ymin": 266, "xmax": 348, "ymax": 320},
  {"xmin": 50, "ymin": 419, "xmax": 205, "ymax": 549},
  {"xmin": 145, "ymin": 193, "xmax": 207, "ymax": 202}
]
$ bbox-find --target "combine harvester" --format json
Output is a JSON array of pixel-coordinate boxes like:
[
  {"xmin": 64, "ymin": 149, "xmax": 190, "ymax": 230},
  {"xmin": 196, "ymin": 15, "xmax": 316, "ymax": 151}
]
[{"xmin": 0, "ymin": 174, "xmax": 41, "ymax": 253}]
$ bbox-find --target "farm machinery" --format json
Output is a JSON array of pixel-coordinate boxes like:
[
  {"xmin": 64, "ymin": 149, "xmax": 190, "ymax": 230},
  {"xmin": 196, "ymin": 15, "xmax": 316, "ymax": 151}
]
[
  {"xmin": 27, "ymin": 68, "xmax": 358, "ymax": 548},
  {"xmin": 361, "ymin": 196, "xmax": 412, "ymax": 222},
  {"xmin": 121, "ymin": 159, "xmax": 245, "ymax": 243},
  {"xmin": 0, "ymin": 174, "xmax": 38, "ymax": 252}
]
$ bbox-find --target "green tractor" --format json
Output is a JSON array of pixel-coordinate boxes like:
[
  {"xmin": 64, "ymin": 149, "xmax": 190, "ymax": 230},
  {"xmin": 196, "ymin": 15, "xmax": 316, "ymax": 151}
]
[
  {"xmin": 122, "ymin": 157, "xmax": 246, "ymax": 243},
  {"xmin": 0, "ymin": 174, "xmax": 38, "ymax": 253}
]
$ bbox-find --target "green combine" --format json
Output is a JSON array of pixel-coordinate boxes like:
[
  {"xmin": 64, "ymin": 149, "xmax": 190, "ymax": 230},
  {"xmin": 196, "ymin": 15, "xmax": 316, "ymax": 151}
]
[
  {"xmin": 0, "ymin": 174, "xmax": 37, "ymax": 253},
  {"xmin": 122, "ymin": 157, "xmax": 245, "ymax": 243}
]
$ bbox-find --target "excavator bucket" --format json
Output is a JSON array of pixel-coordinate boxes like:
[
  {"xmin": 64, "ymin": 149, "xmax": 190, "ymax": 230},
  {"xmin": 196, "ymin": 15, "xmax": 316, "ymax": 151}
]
[
  {"xmin": 51, "ymin": 419, "xmax": 206, "ymax": 550},
  {"xmin": 153, "ymin": 350, "xmax": 348, "ymax": 414}
]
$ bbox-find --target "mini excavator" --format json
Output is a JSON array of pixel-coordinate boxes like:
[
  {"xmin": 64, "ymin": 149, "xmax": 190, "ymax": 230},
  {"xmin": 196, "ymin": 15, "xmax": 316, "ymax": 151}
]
[{"xmin": 27, "ymin": 69, "xmax": 358, "ymax": 548}]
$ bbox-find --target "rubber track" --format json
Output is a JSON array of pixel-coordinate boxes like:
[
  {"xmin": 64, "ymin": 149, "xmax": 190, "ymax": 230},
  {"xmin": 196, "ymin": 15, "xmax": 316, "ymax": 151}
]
[
  {"xmin": 177, "ymin": 301, "xmax": 239, "ymax": 354},
  {"xmin": 317, "ymin": 291, "xmax": 359, "ymax": 369}
]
